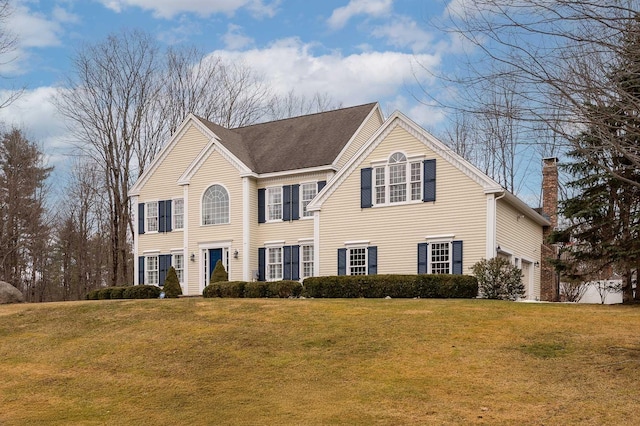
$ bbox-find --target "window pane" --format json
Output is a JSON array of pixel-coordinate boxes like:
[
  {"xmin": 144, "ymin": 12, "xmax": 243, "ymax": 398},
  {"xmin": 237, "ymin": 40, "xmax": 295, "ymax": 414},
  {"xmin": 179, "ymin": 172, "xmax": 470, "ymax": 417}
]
[
  {"xmin": 267, "ymin": 247, "xmax": 282, "ymax": 281},
  {"xmin": 173, "ymin": 199, "xmax": 184, "ymax": 229},
  {"xmin": 374, "ymin": 167, "xmax": 385, "ymax": 204},
  {"xmin": 349, "ymin": 247, "xmax": 367, "ymax": 275},
  {"xmin": 146, "ymin": 202, "xmax": 158, "ymax": 232},
  {"xmin": 301, "ymin": 183, "xmax": 317, "ymax": 218},
  {"xmin": 431, "ymin": 242, "xmax": 450, "ymax": 274},
  {"xmin": 302, "ymin": 245, "xmax": 314, "ymax": 277},
  {"xmin": 267, "ymin": 187, "xmax": 282, "ymax": 221},
  {"xmin": 173, "ymin": 254, "xmax": 184, "ymax": 283},
  {"xmin": 202, "ymin": 185, "xmax": 229, "ymax": 225},
  {"xmin": 146, "ymin": 256, "xmax": 159, "ymax": 285}
]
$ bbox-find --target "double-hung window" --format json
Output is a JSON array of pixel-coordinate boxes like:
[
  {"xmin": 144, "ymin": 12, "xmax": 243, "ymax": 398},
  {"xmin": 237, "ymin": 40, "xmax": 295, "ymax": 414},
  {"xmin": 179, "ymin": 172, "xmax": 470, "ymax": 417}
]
[
  {"xmin": 348, "ymin": 247, "xmax": 367, "ymax": 275},
  {"xmin": 173, "ymin": 198, "xmax": 184, "ymax": 230},
  {"xmin": 146, "ymin": 202, "xmax": 158, "ymax": 232},
  {"xmin": 430, "ymin": 242, "xmax": 451, "ymax": 274},
  {"xmin": 373, "ymin": 152, "xmax": 423, "ymax": 205},
  {"xmin": 173, "ymin": 253, "xmax": 184, "ymax": 283},
  {"xmin": 300, "ymin": 183, "xmax": 317, "ymax": 218},
  {"xmin": 266, "ymin": 187, "xmax": 282, "ymax": 221},
  {"xmin": 301, "ymin": 244, "xmax": 314, "ymax": 278},
  {"xmin": 146, "ymin": 256, "xmax": 159, "ymax": 285},
  {"xmin": 267, "ymin": 247, "xmax": 283, "ymax": 281}
]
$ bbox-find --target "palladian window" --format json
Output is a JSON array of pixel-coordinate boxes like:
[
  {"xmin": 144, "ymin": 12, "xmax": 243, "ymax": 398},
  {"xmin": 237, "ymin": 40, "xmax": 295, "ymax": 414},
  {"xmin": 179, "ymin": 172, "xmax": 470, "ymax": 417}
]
[{"xmin": 202, "ymin": 184, "xmax": 229, "ymax": 225}]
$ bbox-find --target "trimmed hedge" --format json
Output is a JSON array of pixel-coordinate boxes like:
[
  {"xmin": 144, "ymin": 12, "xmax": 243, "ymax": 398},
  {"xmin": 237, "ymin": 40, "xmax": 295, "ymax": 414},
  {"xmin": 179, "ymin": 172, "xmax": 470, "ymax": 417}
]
[
  {"xmin": 203, "ymin": 280, "xmax": 303, "ymax": 298},
  {"xmin": 301, "ymin": 274, "xmax": 478, "ymax": 298},
  {"xmin": 86, "ymin": 285, "xmax": 162, "ymax": 300}
]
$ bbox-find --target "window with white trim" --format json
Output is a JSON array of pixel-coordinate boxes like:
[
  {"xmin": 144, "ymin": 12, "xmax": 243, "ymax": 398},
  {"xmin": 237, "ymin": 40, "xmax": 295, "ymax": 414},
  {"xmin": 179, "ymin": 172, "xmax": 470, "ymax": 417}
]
[
  {"xmin": 173, "ymin": 198, "xmax": 184, "ymax": 230},
  {"xmin": 300, "ymin": 183, "xmax": 317, "ymax": 218},
  {"xmin": 173, "ymin": 253, "xmax": 184, "ymax": 283},
  {"xmin": 348, "ymin": 247, "xmax": 367, "ymax": 275},
  {"xmin": 373, "ymin": 152, "xmax": 422, "ymax": 205},
  {"xmin": 267, "ymin": 247, "xmax": 283, "ymax": 281},
  {"xmin": 146, "ymin": 255, "xmax": 159, "ymax": 285},
  {"xmin": 202, "ymin": 185, "xmax": 229, "ymax": 225},
  {"xmin": 146, "ymin": 202, "xmax": 158, "ymax": 232},
  {"xmin": 266, "ymin": 187, "xmax": 282, "ymax": 221},
  {"xmin": 430, "ymin": 242, "xmax": 451, "ymax": 274},
  {"xmin": 302, "ymin": 244, "xmax": 314, "ymax": 278}
]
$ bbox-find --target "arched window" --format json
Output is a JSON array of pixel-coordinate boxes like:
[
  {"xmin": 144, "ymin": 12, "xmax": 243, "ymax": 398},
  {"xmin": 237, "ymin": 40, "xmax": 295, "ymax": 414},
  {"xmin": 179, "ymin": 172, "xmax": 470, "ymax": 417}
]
[
  {"xmin": 374, "ymin": 152, "xmax": 422, "ymax": 205},
  {"xmin": 202, "ymin": 184, "xmax": 229, "ymax": 225}
]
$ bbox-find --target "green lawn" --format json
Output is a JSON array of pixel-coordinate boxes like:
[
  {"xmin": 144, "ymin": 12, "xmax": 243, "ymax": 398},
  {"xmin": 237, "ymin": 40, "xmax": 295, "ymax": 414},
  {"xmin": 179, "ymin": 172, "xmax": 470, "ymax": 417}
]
[{"xmin": 0, "ymin": 298, "xmax": 638, "ymax": 425}]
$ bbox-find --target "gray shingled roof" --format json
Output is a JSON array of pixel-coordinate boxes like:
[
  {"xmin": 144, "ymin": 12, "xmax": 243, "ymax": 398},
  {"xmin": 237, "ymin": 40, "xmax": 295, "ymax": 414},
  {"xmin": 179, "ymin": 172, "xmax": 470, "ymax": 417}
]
[{"xmin": 196, "ymin": 102, "xmax": 378, "ymax": 174}]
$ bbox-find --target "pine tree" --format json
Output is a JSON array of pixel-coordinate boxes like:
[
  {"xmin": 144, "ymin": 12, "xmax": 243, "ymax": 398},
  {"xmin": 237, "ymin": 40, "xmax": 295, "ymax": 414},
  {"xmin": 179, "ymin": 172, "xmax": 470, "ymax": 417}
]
[
  {"xmin": 210, "ymin": 260, "xmax": 228, "ymax": 283},
  {"xmin": 560, "ymin": 15, "xmax": 640, "ymax": 302},
  {"xmin": 163, "ymin": 266, "xmax": 182, "ymax": 298}
]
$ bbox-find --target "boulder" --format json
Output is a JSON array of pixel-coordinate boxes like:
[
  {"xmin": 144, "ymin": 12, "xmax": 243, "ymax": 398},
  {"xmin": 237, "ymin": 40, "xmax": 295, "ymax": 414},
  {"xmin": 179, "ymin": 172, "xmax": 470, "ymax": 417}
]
[{"xmin": 0, "ymin": 281, "xmax": 25, "ymax": 304}]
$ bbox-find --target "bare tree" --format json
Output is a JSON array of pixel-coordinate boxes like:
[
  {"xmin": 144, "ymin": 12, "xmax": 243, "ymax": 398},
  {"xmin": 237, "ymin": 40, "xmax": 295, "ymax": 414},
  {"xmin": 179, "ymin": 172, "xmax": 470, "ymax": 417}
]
[
  {"xmin": 430, "ymin": 1, "xmax": 640, "ymax": 188},
  {"xmin": 56, "ymin": 30, "xmax": 161, "ymax": 286},
  {"xmin": 0, "ymin": 0, "xmax": 23, "ymax": 108},
  {"xmin": 265, "ymin": 90, "xmax": 342, "ymax": 121}
]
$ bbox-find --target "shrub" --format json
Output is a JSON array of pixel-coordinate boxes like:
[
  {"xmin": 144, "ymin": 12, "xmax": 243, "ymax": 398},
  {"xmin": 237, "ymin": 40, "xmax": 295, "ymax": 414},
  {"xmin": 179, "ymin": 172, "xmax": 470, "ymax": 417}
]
[
  {"xmin": 301, "ymin": 274, "xmax": 478, "ymax": 298},
  {"xmin": 210, "ymin": 260, "xmax": 228, "ymax": 283},
  {"xmin": 472, "ymin": 257, "xmax": 524, "ymax": 300},
  {"xmin": 266, "ymin": 280, "xmax": 303, "ymax": 298},
  {"xmin": 109, "ymin": 286, "xmax": 126, "ymax": 299},
  {"xmin": 243, "ymin": 281, "xmax": 268, "ymax": 298},
  {"xmin": 86, "ymin": 289, "xmax": 100, "ymax": 300},
  {"xmin": 122, "ymin": 285, "xmax": 162, "ymax": 299},
  {"xmin": 163, "ymin": 267, "xmax": 182, "ymax": 298}
]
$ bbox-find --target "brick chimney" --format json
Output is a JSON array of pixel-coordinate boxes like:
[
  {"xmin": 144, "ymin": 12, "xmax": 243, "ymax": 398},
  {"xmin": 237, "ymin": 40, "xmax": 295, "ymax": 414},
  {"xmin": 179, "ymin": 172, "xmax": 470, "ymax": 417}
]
[{"xmin": 540, "ymin": 157, "xmax": 559, "ymax": 301}]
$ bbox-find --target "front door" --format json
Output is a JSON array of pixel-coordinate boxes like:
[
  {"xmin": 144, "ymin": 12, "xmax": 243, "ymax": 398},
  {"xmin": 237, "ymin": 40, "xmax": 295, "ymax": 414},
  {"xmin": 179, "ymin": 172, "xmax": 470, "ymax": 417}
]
[{"xmin": 208, "ymin": 248, "xmax": 223, "ymax": 283}]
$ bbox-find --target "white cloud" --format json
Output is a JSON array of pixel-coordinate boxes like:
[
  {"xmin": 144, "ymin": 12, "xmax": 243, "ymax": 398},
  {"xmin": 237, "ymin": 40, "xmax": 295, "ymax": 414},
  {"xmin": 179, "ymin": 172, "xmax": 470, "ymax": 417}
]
[
  {"xmin": 98, "ymin": 0, "xmax": 280, "ymax": 19},
  {"xmin": 222, "ymin": 24, "xmax": 254, "ymax": 50},
  {"xmin": 327, "ymin": 0, "xmax": 394, "ymax": 30},
  {"xmin": 208, "ymin": 38, "xmax": 440, "ymax": 122},
  {"xmin": 0, "ymin": 87, "xmax": 72, "ymax": 173},
  {"xmin": 371, "ymin": 16, "xmax": 434, "ymax": 53}
]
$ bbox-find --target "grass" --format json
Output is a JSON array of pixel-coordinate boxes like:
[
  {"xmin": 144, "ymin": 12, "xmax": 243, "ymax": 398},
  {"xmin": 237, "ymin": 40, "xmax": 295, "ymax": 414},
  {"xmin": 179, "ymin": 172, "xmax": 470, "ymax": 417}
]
[{"xmin": 0, "ymin": 298, "xmax": 639, "ymax": 425}]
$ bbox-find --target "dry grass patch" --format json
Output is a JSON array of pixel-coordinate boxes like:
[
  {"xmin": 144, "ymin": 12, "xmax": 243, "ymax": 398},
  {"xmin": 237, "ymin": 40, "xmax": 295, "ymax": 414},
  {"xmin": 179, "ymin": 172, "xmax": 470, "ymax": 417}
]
[{"xmin": 0, "ymin": 298, "xmax": 639, "ymax": 425}]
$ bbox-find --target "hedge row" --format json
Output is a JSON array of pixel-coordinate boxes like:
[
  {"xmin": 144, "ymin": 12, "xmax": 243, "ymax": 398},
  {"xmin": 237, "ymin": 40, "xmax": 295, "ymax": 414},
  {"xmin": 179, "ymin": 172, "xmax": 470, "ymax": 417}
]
[
  {"xmin": 203, "ymin": 280, "xmax": 303, "ymax": 298},
  {"xmin": 301, "ymin": 274, "xmax": 478, "ymax": 298},
  {"xmin": 86, "ymin": 285, "xmax": 162, "ymax": 300}
]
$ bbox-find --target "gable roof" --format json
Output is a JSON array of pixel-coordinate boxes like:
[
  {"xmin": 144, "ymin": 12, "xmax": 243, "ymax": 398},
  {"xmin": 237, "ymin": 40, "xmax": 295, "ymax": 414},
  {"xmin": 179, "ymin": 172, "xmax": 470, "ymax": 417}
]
[
  {"xmin": 308, "ymin": 110, "xmax": 550, "ymax": 226},
  {"xmin": 195, "ymin": 102, "xmax": 379, "ymax": 174}
]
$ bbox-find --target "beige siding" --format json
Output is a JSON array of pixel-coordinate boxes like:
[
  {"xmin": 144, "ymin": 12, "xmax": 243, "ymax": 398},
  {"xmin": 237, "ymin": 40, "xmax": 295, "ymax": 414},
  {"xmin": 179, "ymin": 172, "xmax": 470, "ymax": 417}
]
[
  {"xmin": 496, "ymin": 200, "xmax": 544, "ymax": 299},
  {"xmin": 185, "ymin": 148, "xmax": 244, "ymax": 294},
  {"xmin": 334, "ymin": 109, "xmax": 383, "ymax": 170},
  {"xmin": 138, "ymin": 124, "xmax": 209, "ymax": 201},
  {"xmin": 319, "ymin": 125, "xmax": 488, "ymax": 276}
]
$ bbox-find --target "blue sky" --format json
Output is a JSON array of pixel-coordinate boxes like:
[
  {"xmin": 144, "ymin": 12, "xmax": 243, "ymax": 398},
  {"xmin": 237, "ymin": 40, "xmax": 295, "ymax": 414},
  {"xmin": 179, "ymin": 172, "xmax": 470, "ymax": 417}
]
[{"xmin": 0, "ymin": 0, "xmax": 544, "ymax": 204}]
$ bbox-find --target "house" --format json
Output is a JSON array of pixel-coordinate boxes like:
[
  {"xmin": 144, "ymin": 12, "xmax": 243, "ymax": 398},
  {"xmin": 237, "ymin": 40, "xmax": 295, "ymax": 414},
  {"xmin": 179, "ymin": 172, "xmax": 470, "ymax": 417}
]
[{"xmin": 130, "ymin": 102, "xmax": 554, "ymax": 300}]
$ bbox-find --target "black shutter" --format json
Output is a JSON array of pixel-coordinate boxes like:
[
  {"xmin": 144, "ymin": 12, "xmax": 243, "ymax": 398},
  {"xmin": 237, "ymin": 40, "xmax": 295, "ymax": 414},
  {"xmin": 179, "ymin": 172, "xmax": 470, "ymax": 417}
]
[
  {"xmin": 283, "ymin": 185, "xmax": 291, "ymax": 221},
  {"xmin": 361, "ymin": 168, "xmax": 373, "ymax": 208},
  {"xmin": 258, "ymin": 189, "xmax": 266, "ymax": 223},
  {"xmin": 417, "ymin": 243, "xmax": 428, "ymax": 274},
  {"xmin": 158, "ymin": 200, "xmax": 166, "ymax": 233},
  {"xmin": 165, "ymin": 200, "xmax": 172, "ymax": 232},
  {"xmin": 283, "ymin": 245, "xmax": 292, "ymax": 280},
  {"xmin": 291, "ymin": 184, "xmax": 300, "ymax": 220},
  {"xmin": 452, "ymin": 241, "xmax": 463, "ymax": 275},
  {"xmin": 291, "ymin": 245, "xmax": 300, "ymax": 281},
  {"xmin": 368, "ymin": 246, "xmax": 377, "ymax": 275},
  {"xmin": 138, "ymin": 256, "xmax": 145, "ymax": 284},
  {"xmin": 258, "ymin": 248, "xmax": 266, "ymax": 281},
  {"xmin": 317, "ymin": 181, "xmax": 327, "ymax": 192},
  {"xmin": 159, "ymin": 254, "xmax": 171, "ymax": 286},
  {"xmin": 423, "ymin": 159, "xmax": 436, "ymax": 202},
  {"xmin": 138, "ymin": 203, "xmax": 145, "ymax": 234},
  {"xmin": 337, "ymin": 248, "xmax": 347, "ymax": 275}
]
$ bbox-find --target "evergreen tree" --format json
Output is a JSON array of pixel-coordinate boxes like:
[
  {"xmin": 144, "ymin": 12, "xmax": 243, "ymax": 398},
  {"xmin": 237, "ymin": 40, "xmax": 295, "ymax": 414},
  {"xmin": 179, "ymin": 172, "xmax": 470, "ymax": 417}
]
[
  {"xmin": 560, "ymin": 15, "xmax": 640, "ymax": 302},
  {"xmin": 210, "ymin": 260, "xmax": 228, "ymax": 283},
  {"xmin": 163, "ymin": 266, "xmax": 182, "ymax": 298}
]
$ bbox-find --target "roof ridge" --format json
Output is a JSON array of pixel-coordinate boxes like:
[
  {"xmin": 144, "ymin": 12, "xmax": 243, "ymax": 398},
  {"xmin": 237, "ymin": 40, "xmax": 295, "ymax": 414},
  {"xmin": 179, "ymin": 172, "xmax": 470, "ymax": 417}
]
[{"xmin": 230, "ymin": 102, "xmax": 378, "ymax": 130}]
